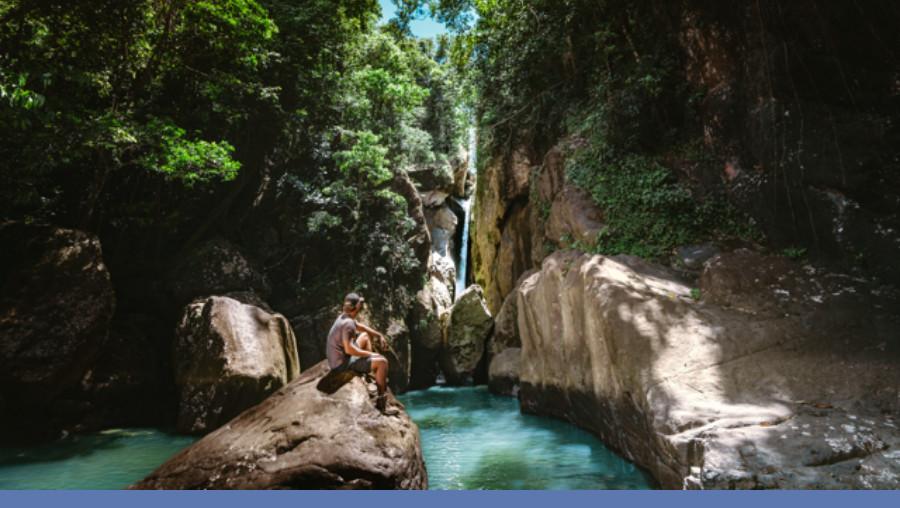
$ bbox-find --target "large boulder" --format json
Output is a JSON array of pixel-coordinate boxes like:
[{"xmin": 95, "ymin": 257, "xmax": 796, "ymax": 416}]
[
  {"xmin": 0, "ymin": 223, "xmax": 115, "ymax": 428},
  {"xmin": 173, "ymin": 296, "xmax": 300, "ymax": 435},
  {"xmin": 408, "ymin": 275, "xmax": 451, "ymax": 389},
  {"xmin": 411, "ymin": 273, "xmax": 452, "ymax": 352},
  {"xmin": 439, "ymin": 285, "xmax": 493, "ymax": 385},
  {"xmin": 130, "ymin": 361, "xmax": 426, "ymax": 489},
  {"xmin": 516, "ymin": 249, "xmax": 900, "ymax": 489},
  {"xmin": 166, "ymin": 237, "xmax": 271, "ymax": 305},
  {"xmin": 429, "ymin": 250, "xmax": 456, "ymax": 288}
]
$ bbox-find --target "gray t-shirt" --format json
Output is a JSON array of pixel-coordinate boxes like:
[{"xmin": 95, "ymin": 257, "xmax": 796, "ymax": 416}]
[{"xmin": 326, "ymin": 312, "xmax": 357, "ymax": 369}]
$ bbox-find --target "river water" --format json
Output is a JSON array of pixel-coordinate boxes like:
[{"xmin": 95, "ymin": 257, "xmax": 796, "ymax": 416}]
[
  {"xmin": 0, "ymin": 387, "xmax": 655, "ymax": 490},
  {"xmin": 0, "ymin": 428, "xmax": 197, "ymax": 489},
  {"xmin": 397, "ymin": 386, "xmax": 657, "ymax": 490}
]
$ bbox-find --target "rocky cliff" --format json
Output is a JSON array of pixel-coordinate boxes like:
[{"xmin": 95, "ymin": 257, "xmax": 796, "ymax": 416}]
[
  {"xmin": 514, "ymin": 249, "xmax": 900, "ymax": 489},
  {"xmin": 472, "ymin": 0, "xmax": 900, "ymax": 314}
]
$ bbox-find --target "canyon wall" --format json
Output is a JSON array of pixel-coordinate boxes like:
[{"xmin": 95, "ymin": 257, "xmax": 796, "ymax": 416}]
[
  {"xmin": 473, "ymin": 0, "xmax": 900, "ymax": 312},
  {"xmin": 515, "ymin": 250, "xmax": 900, "ymax": 489}
]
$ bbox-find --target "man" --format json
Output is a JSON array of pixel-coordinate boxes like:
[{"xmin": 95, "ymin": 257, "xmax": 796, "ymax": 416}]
[{"xmin": 326, "ymin": 292, "xmax": 390, "ymax": 412}]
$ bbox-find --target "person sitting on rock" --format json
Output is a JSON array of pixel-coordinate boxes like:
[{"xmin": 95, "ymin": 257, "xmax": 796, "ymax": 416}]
[{"xmin": 326, "ymin": 292, "xmax": 390, "ymax": 412}]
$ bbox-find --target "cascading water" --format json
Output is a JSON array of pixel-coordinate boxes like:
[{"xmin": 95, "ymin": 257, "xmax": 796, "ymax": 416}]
[
  {"xmin": 454, "ymin": 197, "xmax": 471, "ymax": 300},
  {"xmin": 454, "ymin": 127, "xmax": 476, "ymax": 301}
]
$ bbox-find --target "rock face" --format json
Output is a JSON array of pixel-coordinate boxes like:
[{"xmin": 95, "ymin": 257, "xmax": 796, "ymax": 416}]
[
  {"xmin": 669, "ymin": 1, "xmax": 900, "ymax": 285},
  {"xmin": 487, "ymin": 287, "xmax": 521, "ymax": 360},
  {"xmin": 545, "ymin": 185, "xmax": 606, "ymax": 250},
  {"xmin": 450, "ymin": 147, "xmax": 471, "ymax": 198},
  {"xmin": 488, "ymin": 347, "xmax": 521, "ymax": 397},
  {"xmin": 473, "ymin": 141, "xmax": 584, "ymax": 315},
  {"xmin": 439, "ymin": 285, "xmax": 493, "ymax": 385},
  {"xmin": 383, "ymin": 318, "xmax": 411, "ymax": 395},
  {"xmin": 130, "ymin": 361, "xmax": 427, "ymax": 489},
  {"xmin": 408, "ymin": 273, "xmax": 452, "ymax": 389},
  {"xmin": 0, "ymin": 223, "xmax": 115, "ymax": 423},
  {"xmin": 516, "ymin": 249, "xmax": 900, "ymax": 489},
  {"xmin": 425, "ymin": 205, "xmax": 458, "ymax": 261},
  {"xmin": 166, "ymin": 237, "xmax": 271, "ymax": 305},
  {"xmin": 173, "ymin": 296, "xmax": 300, "ymax": 435}
]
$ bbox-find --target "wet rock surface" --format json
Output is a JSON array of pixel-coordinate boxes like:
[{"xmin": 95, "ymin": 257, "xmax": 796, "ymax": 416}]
[
  {"xmin": 516, "ymin": 249, "xmax": 900, "ymax": 489},
  {"xmin": 130, "ymin": 361, "xmax": 426, "ymax": 490},
  {"xmin": 173, "ymin": 296, "xmax": 300, "ymax": 435}
]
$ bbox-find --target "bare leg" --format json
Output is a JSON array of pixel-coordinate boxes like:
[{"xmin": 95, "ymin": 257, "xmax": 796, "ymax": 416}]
[
  {"xmin": 358, "ymin": 332, "xmax": 389, "ymax": 410},
  {"xmin": 372, "ymin": 356, "xmax": 389, "ymax": 412},
  {"xmin": 372, "ymin": 357, "xmax": 388, "ymax": 395},
  {"xmin": 356, "ymin": 332, "xmax": 373, "ymax": 352}
]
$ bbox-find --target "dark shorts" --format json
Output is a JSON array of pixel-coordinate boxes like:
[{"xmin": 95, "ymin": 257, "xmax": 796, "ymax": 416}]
[{"xmin": 332, "ymin": 354, "xmax": 372, "ymax": 374}]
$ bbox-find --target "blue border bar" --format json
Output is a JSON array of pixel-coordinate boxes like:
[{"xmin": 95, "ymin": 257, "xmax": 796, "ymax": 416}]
[{"xmin": 1, "ymin": 490, "xmax": 896, "ymax": 508}]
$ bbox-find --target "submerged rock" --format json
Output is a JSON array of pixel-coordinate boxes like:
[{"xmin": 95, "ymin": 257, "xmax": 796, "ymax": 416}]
[
  {"xmin": 130, "ymin": 361, "xmax": 426, "ymax": 490},
  {"xmin": 0, "ymin": 223, "xmax": 115, "ymax": 430},
  {"xmin": 516, "ymin": 249, "xmax": 900, "ymax": 489},
  {"xmin": 173, "ymin": 296, "xmax": 300, "ymax": 435}
]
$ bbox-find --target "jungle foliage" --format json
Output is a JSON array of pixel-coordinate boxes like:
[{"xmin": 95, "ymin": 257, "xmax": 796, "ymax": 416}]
[
  {"xmin": 0, "ymin": 0, "xmax": 471, "ymax": 316},
  {"xmin": 400, "ymin": 0, "xmax": 761, "ymax": 259}
]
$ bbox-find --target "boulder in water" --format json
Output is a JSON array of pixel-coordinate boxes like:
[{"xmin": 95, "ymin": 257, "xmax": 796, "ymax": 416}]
[
  {"xmin": 411, "ymin": 273, "xmax": 451, "ymax": 352},
  {"xmin": 440, "ymin": 285, "xmax": 493, "ymax": 385},
  {"xmin": 173, "ymin": 296, "xmax": 300, "ymax": 435},
  {"xmin": 130, "ymin": 361, "xmax": 426, "ymax": 489}
]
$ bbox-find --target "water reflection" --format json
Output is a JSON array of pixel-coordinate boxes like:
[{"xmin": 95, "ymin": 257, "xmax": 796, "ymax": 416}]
[{"xmin": 398, "ymin": 385, "xmax": 657, "ymax": 490}]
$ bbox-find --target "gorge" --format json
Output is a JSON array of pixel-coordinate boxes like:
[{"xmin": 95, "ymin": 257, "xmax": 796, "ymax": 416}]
[{"xmin": 1, "ymin": 0, "xmax": 899, "ymax": 490}]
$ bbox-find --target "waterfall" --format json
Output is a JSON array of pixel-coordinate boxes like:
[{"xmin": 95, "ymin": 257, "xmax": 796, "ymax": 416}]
[
  {"xmin": 454, "ymin": 197, "xmax": 471, "ymax": 300},
  {"xmin": 455, "ymin": 127, "xmax": 476, "ymax": 301}
]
